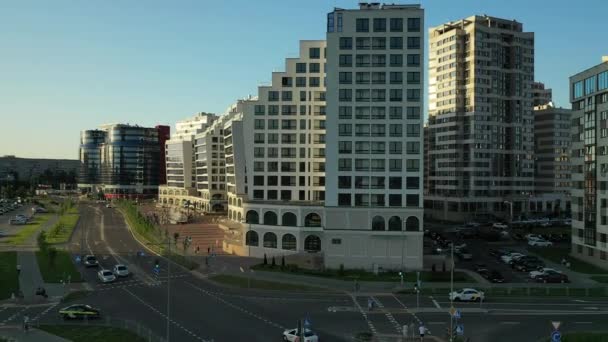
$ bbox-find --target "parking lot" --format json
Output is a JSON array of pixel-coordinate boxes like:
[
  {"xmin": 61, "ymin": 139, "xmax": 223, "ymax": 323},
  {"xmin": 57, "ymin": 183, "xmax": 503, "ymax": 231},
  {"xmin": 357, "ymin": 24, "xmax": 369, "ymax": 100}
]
[
  {"xmin": 0, "ymin": 202, "xmax": 35, "ymax": 235},
  {"xmin": 425, "ymin": 222, "xmax": 572, "ymax": 284}
]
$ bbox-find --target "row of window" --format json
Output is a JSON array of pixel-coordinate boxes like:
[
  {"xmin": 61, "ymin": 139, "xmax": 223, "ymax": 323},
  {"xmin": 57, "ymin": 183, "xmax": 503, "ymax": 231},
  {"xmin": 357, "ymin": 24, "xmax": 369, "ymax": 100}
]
[
  {"xmin": 338, "ymin": 175, "xmax": 419, "ymax": 189},
  {"xmin": 253, "ymin": 133, "xmax": 325, "ymax": 145},
  {"xmin": 252, "ymin": 175, "xmax": 325, "ymax": 187},
  {"xmin": 338, "ymin": 71, "xmax": 420, "ymax": 85},
  {"xmin": 355, "ymin": 17, "xmax": 421, "ymax": 33},
  {"xmin": 337, "ymin": 158, "xmax": 420, "ymax": 172},
  {"xmin": 573, "ymin": 71, "xmax": 608, "ymax": 98},
  {"xmin": 252, "ymin": 189, "xmax": 325, "ymax": 201},
  {"xmin": 337, "ymin": 124, "xmax": 420, "ymax": 137},
  {"xmin": 338, "ymin": 88, "xmax": 421, "ymax": 102},
  {"xmin": 339, "ymin": 36, "xmax": 420, "ymax": 50},
  {"xmin": 337, "ymin": 193, "xmax": 419, "ymax": 207},
  {"xmin": 253, "ymin": 147, "xmax": 325, "ymax": 159},
  {"xmin": 252, "ymin": 161, "xmax": 325, "ymax": 173},
  {"xmin": 294, "ymin": 62, "xmax": 322, "ymax": 74},
  {"xmin": 254, "ymin": 119, "xmax": 325, "ymax": 130},
  {"xmin": 338, "ymin": 106, "xmax": 420, "ymax": 120},
  {"xmin": 254, "ymin": 105, "xmax": 325, "ymax": 116},
  {"xmin": 338, "ymin": 54, "xmax": 420, "ymax": 67}
]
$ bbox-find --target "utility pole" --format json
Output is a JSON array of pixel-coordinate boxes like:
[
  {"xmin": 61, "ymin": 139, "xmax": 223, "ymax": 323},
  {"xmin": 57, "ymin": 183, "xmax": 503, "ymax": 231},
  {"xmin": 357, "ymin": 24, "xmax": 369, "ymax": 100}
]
[{"xmin": 166, "ymin": 237, "xmax": 171, "ymax": 342}]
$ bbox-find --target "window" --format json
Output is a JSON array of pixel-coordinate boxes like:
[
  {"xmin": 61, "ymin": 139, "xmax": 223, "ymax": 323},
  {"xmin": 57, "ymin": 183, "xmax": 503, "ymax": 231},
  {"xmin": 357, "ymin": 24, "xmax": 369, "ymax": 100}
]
[
  {"xmin": 407, "ymin": 106, "xmax": 420, "ymax": 119},
  {"xmin": 296, "ymin": 77, "xmax": 306, "ymax": 87},
  {"xmin": 406, "ymin": 159, "xmax": 419, "ymax": 171},
  {"xmin": 254, "ymin": 105, "xmax": 265, "ymax": 115},
  {"xmin": 339, "ymin": 141, "xmax": 352, "ymax": 153},
  {"xmin": 406, "ymin": 194, "xmax": 419, "ymax": 207},
  {"xmin": 339, "ymin": 89, "xmax": 352, "ymax": 102},
  {"xmin": 373, "ymin": 18, "xmax": 386, "ymax": 32},
  {"xmin": 267, "ymin": 176, "xmax": 278, "ymax": 186},
  {"xmin": 407, "ymin": 89, "xmax": 421, "ymax": 101},
  {"xmin": 407, "ymin": 17, "xmax": 420, "ymax": 32},
  {"xmin": 339, "ymin": 106, "xmax": 352, "ymax": 119},
  {"xmin": 372, "ymin": 54, "xmax": 385, "ymax": 67},
  {"xmin": 390, "ymin": 72, "xmax": 402, "ymax": 84},
  {"xmin": 339, "ymin": 54, "xmax": 352, "ymax": 67},
  {"xmin": 406, "ymin": 141, "xmax": 420, "ymax": 154},
  {"xmin": 309, "ymin": 77, "xmax": 320, "ymax": 87},
  {"xmin": 407, "ymin": 54, "xmax": 420, "ymax": 66},
  {"xmin": 253, "ymin": 175, "xmax": 264, "ymax": 186},
  {"xmin": 331, "ymin": 238, "xmax": 342, "ymax": 245},
  {"xmin": 338, "ymin": 193, "xmax": 351, "ymax": 206},
  {"xmin": 389, "ymin": 177, "xmax": 402, "ymax": 189},
  {"xmin": 407, "ymin": 124, "xmax": 420, "ymax": 137},
  {"xmin": 356, "ymin": 37, "xmax": 370, "ymax": 50},
  {"xmin": 340, "ymin": 37, "xmax": 352, "ymax": 50},
  {"xmin": 338, "ymin": 176, "xmax": 351, "ymax": 188},
  {"xmin": 407, "ymin": 37, "xmax": 420, "ymax": 49},
  {"xmin": 338, "ymin": 158, "xmax": 352, "ymax": 171},
  {"xmin": 390, "ymin": 37, "xmax": 403, "ymax": 49},
  {"xmin": 389, "ymin": 89, "xmax": 402, "ymax": 101},
  {"xmin": 253, "ymin": 189, "xmax": 263, "ymax": 199},
  {"xmin": 282, "ymin": 233, "xmax": 297, "ymax": 249},
  {"xmin": 371, "ymin": 141, "xmax": 385, "ymax": 153},
  {"xmin": 389, "ymin": 106, "xmax": 402, "ymax": 119},
  {"xmin": 254, "ymin": 161, "xmax": 264, "ymax": 172},
  {"xmin": 309, "ymin": 47, "xmax": 321, "ymax": 59},
  {"xmin": 372, "ymin": 88, "xmax": 385, "ymax": 101},
  {"xmin": 389, "ymin": 142, "xmax": 402, "ymax": 154},
  {"xmin": 296, "ymin": 63, "xmax": 306, "ymax": 73},
  {"xmin": 327, "ymin": 12, "xmax": 334, "ymax": 32},
  {"xmin": 356, "ymin": 18, "xmax": 369, "ymax": 32},
  {"xmin": 389, "ymin": 194, "xmax": 401, "ymax": 207},
  {"xmin": 573, "ymin": 81, "xmax": 583, "ymax": 98},
  {"xmin": 268, "ymin": 119, "xmax": 279, "ymax": 129},
  {"xmin": 372, "ymin": 37, "xmax": 386, "ymax": 50},
  {"xmin": 387, "ymin": 55, "xmax": 403, "ymax": 68},
  {"xmin": 254, "ymin": 133, "xmax": 265, "ymax": 143},
  {"xmin": 339, "ymin": 124, "xmax": 352, "ymax": 136},
  {"xmin": 282, "ymin": 77, "xmax": 292, "ymax": 87},
  {"xmin": 356, "ymin": 89, "xmax": 370, "ymax": 102},
  {"xmin": 339, "ymin": 72, "xmax": 352, "ymax": 84},
  {"xmin": 309, "ymin": 63, "xmax": 321, "ymax": 73},
  {"xmin": 389, "ymin": 159, "xmax": 402, "ymax": 171},
  {"xmin": 268, "ymin": 91, "xmax": 279, "ymax": 101},
  {"xmin": 281, "ymin": 91, "xmax": 292, "ymax": 101},
  {"xmin": 407, "ymin": 72, "xmax": 421, "ymax": 84},
  {"xmin": 406, "ymin": 177, "xmax": 419, "ymax": 189},
  {"xmin": 356, "ymin": 54, "xmax": 370, "ymax": 67},
  {"xmin": 585, "ymin": 75, "xmax": 597, "ymax": 95},
  {"xmin": 268, "ymin": 105, "xmax": 279, "ymax": 115},
  {"xmin": 599, "ymin": 71, "xmax": 608, "ymax": 90},
  {"xmin": 390, "ymin": 18, "xmax": 403, "ymax": 32},
  {"xmin": 254, "ymin": 119, "xmax": 265, "ymax": 130},
  {"xmin": 389, "ymin": 124, "xmax": 402, "ymax": 137}
]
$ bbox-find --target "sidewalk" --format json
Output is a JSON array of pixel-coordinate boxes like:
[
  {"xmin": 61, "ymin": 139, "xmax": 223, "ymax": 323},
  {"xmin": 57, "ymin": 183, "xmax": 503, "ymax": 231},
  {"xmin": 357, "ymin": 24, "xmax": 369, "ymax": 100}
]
[
  {"xmin": 0, "ymin": 325, "xmax": 70, "ymax": 342},
  {"xmin": 17, "ymin": 251, "xmax": 67, "ymax": 302}
]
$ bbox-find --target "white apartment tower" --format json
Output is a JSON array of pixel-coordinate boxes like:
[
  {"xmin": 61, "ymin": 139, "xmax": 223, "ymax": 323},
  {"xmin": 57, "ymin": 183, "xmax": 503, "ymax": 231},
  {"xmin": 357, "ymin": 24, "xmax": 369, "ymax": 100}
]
[
  {"xmin": 324, "ymin": 3, "xmax": 424, "ymax": 269},
  {"xmin": 426, "ymin": 15, "xmax": 535, "ymax": 222}
]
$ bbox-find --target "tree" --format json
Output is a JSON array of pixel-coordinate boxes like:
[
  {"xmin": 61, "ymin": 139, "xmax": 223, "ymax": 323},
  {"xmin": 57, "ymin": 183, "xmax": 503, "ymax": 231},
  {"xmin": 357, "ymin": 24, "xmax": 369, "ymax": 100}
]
[
  {"xmin": 37, "ymin": 231, "xmax": 48, "ymax": 252},
  {"xmin": 263, "ymin": 253, "xmax": 268, "ymax": 265},
  {"xmin": 48, "ymin": 247, "xmax": 58, "ymax": 268},
  {"xmin": 173, "ymin": 232, "xmax": 180, "ymax": 246},
  {"xmin": 281, "ymin": 255, "xmax": 285, "ymax": 269},
  {"xmin": 271, "ymin": 256, "xmax": 276, "ymax": 267}
]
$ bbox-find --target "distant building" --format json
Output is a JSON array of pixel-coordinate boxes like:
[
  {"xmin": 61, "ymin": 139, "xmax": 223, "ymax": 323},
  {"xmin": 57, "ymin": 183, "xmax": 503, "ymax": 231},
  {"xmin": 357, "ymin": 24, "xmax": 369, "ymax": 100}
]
[
  {"xmin": 0, "ymin": 155, "xmax": 79, "ymax": 184},
  {"xmin": 569, "ymin": 56, "xmax": 608, "ymax": 269},
  {"xmin": 532, "ymin": 81, "xmax": 552, "ymax": 107},
  {"xmin": 78, "ymin": 124, "xmax": 170, "ymax": 199}
]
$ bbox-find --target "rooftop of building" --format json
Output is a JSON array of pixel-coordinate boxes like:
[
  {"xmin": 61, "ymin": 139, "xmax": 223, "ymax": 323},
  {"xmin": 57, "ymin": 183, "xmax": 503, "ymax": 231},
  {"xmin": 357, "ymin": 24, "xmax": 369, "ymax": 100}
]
[
  {"xmin": 570, "ymin": 56, "xmax": 608, "ymax": 81},
  {"xmin": 431, "ymin": 14, "xmax": 524, "ymax": 34},
  {"xmin": 333, "ymin": 2, "xmax": 421, "ymax": 11}
]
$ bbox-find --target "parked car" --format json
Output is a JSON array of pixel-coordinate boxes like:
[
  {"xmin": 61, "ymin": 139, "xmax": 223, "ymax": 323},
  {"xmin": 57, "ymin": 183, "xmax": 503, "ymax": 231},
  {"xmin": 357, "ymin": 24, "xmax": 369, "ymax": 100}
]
[
  {"xmin": 474, "ymin": 263, "xmax": 488, "ymax": 273},
  {"xmin": 282, "ymin": 329, "xmax": 319, "ymax": 342},
  {"xmin": 97, "ymin": 269, "xmax": 116, "ymax": 283},
  {"xmin": 493, "ymin": 223, "xmax": 508, "ymax": 230},
  {"xmin": 525, "ymin": 234, "xmax": 543, "ymax": 241},
  {"xmin": 529, "ymin": 267, "xmax": 562, "ymax": 279},
  {"xmin": 113, "ymin": 264, "xmax": 130, "ymax": 277},
  {"xmin": 501, "ymin": 252, "xmax": 525, "ymax": 264},
  {"xmin": 9, "ymin": 218, "xmax": 27, "ymax": 225},
  {"xmin": 456, "ymin": 247, "xmax": 473, "ymax": 261},
  {"xmin": 536, "ymin": 272, "xmax": 569, "ymax": 283},
  {"xmin": 487, "ymin": 270, "xmax": 505, "ymax": 283},
  {"xmin": 105, "ymin": 203, "xmax": 112, "ymax": 208},
  {"xmin": 528, "ymin": 238, "xmax": 553, "ymax": 247},
  {"xmin": 513, "ymin": 259, "xmax": 545, "ymax": 272},
  {"xmin": 59, "ymin": 304, "xmax": 101, "ymax": 320},
  {"xmin": 84, "ymin": 255, "xmax": 99, "ymax": 268},
  {"xmin": 449, "ymin": 288, "xmax": 485, "ymax": 302}
]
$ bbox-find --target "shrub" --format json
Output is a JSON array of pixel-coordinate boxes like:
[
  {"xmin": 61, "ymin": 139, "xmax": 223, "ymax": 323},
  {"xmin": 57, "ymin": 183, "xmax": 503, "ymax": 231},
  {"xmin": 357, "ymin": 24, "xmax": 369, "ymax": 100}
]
[
  {"xmin": 271, "ymin": 256, "xmax": 276, "ymax": 267},
  {"xmin": 263, "ymin": 253, "xmax": 268, "ymax": 265}
]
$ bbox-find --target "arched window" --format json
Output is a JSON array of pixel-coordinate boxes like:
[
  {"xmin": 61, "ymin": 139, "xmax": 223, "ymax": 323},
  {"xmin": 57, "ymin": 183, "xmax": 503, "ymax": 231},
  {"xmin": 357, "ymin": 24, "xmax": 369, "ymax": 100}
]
[
  {"xmin": 237, "ymin": 212, "xmax": 242, "ymax": 222},
  {"xmin": 282, "ymin": 234, "xmax": 297, "ymax": 250},
  {"xmin": 264, "ymin": 211, "xmax": 278, "ymax": 225},
  {"xmin": 372, "ymin": 216, "xmax": 385, "ymax": 231},
  {"xmin": 245, "ymin": 210, "xmax": 259, "ymax": 224},
  {"xmin": 245, "ymin": 231, "xmax": 259, "ymax": 246},
  {"xmin": 263, "ymin": 232, "xmax": 277, "ymax": 248},
  {"xmin": 406, "ymin": 216, "xmax": 420, "ymax": 231},
  {"xmin": 282, "ymin": 212, "xmax": 297, "ymax": 227},
  {"xmin": 238, "ymin": 199, "xmax": 242, "ymax": 207},
  {"xmin": 213, "ymin": 193, "xmax": 222, "ymax": 200},
  {"xmin": 304, "ymin": 235, "xmax": 321, "ymax": 252},
  {"xmin": 304, "ymin": 213, "xmax": 322, "ymax": 227},
  {"xmin": 388, "ymin": 216, "xmax": 402, "ymax": 231},
  {"xmin": 228, "ymin": 210, "xmax": 232, "ymax": 220}
]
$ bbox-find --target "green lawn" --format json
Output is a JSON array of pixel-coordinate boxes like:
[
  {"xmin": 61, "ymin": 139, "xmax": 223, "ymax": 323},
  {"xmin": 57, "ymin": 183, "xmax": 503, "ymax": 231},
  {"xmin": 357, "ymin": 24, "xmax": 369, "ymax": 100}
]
[
  {"xmin": 251, "ymin": 264, "xmax": 476, "ymax": 283},
  {"xmin": 0, "ymin": 251, "xmax": 19, "ymax": 300},
  {"xmin": 39, "ymin": 325, "xmax": 145, "ymax": 342},
  {"xmin": 539, "ymin": 332, "xmax": 608, "ymax": 342},
  {"xmin": 7, "ymin": 213, "xmax": 52, "ymax": 245},
  {"xmin": 209, "ymin": 274, "xmax": 331, "ymax": 292},
  {"xmin": 46, "ymin": 212, "xmax": 80, "ymax": 244},
  {"xmin": 591, "ymin": 276, "xmax": 608, "ymax": 284},
  {"xmin": 528, "ymin": 247, "xmax": 607, "ymax": 274},
  {"xmin": 36, "ymin": 249, "xmax": 82, "ymax": 283}
]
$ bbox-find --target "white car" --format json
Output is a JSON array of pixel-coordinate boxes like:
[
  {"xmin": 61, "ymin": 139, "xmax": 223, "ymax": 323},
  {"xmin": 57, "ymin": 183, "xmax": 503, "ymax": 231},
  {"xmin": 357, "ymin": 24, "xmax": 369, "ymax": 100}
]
[
  {"xmin": 105, "ymin": 204, "xmax": 112, "ymax": 208},
  {"xmin": 528, "ymin": 238, "xmax": 553, "ymax": 247},
  {"xmin": 501, "ymin": 252, "xmax": 525, "ymax": 264},
  {"xmin": 525, "ymin": 234, "xmax": 542, "ymax": 241},
  {"xmin": 529, "ymin": 267, "xmax": 562, "ymax": 279},
  {"xmin": 493, "ymin": 223, "xmax": 508, "ymax": 229},
  {"xmin": 113, "ymin": 264, "xmax": 130, "ymax": 277},
  {"xmin": 282, "ymin": 329, "xmax": 319, "ymax": 342},
  {"xmin": 449, "ymin": 288, "xmax": 485, "ymax": 302},
  {"xmin": 97, "ymin": 269, "xmax": 116, "ymax": 283}
]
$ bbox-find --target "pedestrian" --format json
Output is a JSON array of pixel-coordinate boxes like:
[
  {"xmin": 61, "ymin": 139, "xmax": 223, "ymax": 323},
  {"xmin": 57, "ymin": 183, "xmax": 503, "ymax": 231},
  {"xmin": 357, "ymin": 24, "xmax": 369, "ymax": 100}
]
[
  {"xmin": 16, "ymin": 264, "xmax": 21, "ymax": 276},
  {"xmin": 23, "ymin": 315, "xmax": 30, "ymax": 332},
  {"xmin": 419, "ymin": 323, "xmax": 426, "ymax": 341},
  {"xmin": 561, "ymin": 257, "xmax": 567, "ymax": 266},
  {"xmin": 208, "ymin": 246, "xmax": 211, "ymax": 254},
  {"xmin": 367, "ymin": 298, "xmax": 373, "ymax": 311}
]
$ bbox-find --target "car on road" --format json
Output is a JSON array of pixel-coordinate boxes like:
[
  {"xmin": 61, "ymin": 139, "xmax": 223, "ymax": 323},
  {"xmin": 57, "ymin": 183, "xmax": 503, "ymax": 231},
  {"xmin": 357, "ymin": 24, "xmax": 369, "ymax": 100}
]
[
  {"xmin": 33, "ymin": 207, "xmax": 48, "ymax": 213},
  {"xmin": 8, "ymin": 217, "xmax": 27, "ymax": 225},
  {"xmin": 528, "ymin": 238, "xmax": 553, "ymax": 247},
  {"xmin": 536, "ymin": 271, "xmax": 569, "ymax": 283},
  {"xmin": 449, "ymin": 288, "xmax": 485, "ymax": 302},
  {"xmin": 105, "ymin": 203, "xmax": 112, "ymax": 208},
  {"xmin": 525, "ymin": 234, "xmax": 543, "ymax": 241},
  {"xmin": 59, "ymin": 304, "xmax": 101, "ymax": 320},
  {"xmin": 529, "ymin": 267, "xmax": 562, "ymax": 279},
  {"xmin": 84, "ymin": 255, "xmax": 99, "ymax": 268},
  {"xmin": 455, "ymin": 247, "xmax": 473, "ymax": 261},
  {"xmin": 113, "ymin": 264, "xmax": 130, "ymax": 277},
  {"xmin": 97, "ymin": 269, "xmax": 116, "ymax": 283},
  {"xmin": 513, "ymin": 259, "xmax": 545, "ymax": 272},
  {"xmin": 282, "ymin": 329, "xmax": 319, "ymax": 342}
]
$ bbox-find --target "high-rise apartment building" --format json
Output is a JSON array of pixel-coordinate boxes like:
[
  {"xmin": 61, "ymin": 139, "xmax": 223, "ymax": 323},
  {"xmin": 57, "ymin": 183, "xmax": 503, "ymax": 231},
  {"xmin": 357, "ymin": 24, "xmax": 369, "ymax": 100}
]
[
  {"xmin": 532, "ymin": 81, "xmax": 552, "ymax": 107},
  {"xmin": 78, "ymin": 124, "xmax": 169, "ymax": 198},
  {"xmin": 425, "ymin": 15, "xmax": 535, "ymax": 222},
  {"xmin": 570, "ymin": 56, "xmax": 608, "ymax": 269}
]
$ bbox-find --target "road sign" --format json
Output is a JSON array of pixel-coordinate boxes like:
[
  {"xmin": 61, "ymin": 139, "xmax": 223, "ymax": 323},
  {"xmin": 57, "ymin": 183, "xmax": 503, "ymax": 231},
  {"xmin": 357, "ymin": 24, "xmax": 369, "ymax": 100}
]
[
  {"xmin": 449, "ymin": 307, "xmax": 456, "ymax": 316},
  {"xmin": 304, "ymin": 317, "xmax": 311, "ymax": 328},
  {"xmin": 454, "ymin": 309, "xmax": 461, "ymax": 319},
  {"xmin": 551, "ymin": 321, "xmax": 561, "ymax": 330},
  {"xmin": 551, "ymin": 331, "xmax": 561, "ymax": 342},
  {"xmin": 456, "ymin": 324, "xmax": 464, "ymax": 336},
  {"xmin": 153, "ymin": 267, "xmax": 160, "ymax": 275},
  {"xmin": 75, "ymin": 256, "xmax": 81, "ymax": 264}
]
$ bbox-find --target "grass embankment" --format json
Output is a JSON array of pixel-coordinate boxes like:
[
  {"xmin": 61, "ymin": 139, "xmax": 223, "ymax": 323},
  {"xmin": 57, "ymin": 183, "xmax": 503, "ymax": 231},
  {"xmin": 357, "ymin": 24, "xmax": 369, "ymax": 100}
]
[
  {"xmin": 591, "ymin": 276, "xmax": 608, "ymax": 284},
  {"xmin": 7, "ymin": 213, "xmax": 52, "ymax": 245},
  {"xmin": 116, "ymin": 200, "xmax": 198, "ymax": 270},
  {"xmin": 539, "ymin": 332, "xmax": 608, "ymax": 342},
  {"xmin": 528, "ymin": 247, "xmax": 606, "ymax": 274},
  {"xmin": 36, "ymin": 231, "xmax": 82, "ymax": 283},
  {"xmin": 0, "ymin": 251, "xmax": 19, "ymax": 299},
  {"xmin": 39, "ymin": 325, "xmax": 146, "ymax": 342},
  {"xmin": 46, "ymin": 200, "xmax": 80, "ymax": 244},
  {"xmin": 209, "ymin": 274, "xmax": 330, "ymax": 292},
  {"xmin": 252, "ymin": 263, "xmax": 476, "ymax": 283}
]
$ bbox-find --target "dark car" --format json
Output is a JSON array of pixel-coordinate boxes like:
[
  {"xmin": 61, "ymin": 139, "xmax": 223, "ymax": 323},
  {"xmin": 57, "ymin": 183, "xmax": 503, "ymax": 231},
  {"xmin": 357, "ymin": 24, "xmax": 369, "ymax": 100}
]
[
  {"xmin": 510, "ymin": 255, "xmax": 540, "ymax": 267},
  {"xmin": 514, "ymin": 259, "xmax": 545, "ymax": 272},
  {"xmin": 488, "ymin": 270, "xmax": 505, "ymax": 283},
  {"xmin": 488, "ymin": 249, "xmax": 503, "ymax": 258},
  {"xmin": 59, "ymin": 304, "xmax": 101, "ymax": 320},
  {"xmin": 84, "ymin": 255, "xmax": 99, "ymax": 268},
  {"xmin": 455, "ymin": 248, "xmax": 473, "ymax": 261},
  {"xmin": 474, "ymin": 263, "xmax": 488, "ymax": 273},
  {"xmin": 536, "ymin": 272, "xmax": 569, "ymax": 283},
  {"xmin": 456, "ymin": 227, "xmax": 478, "ymax": 239}
]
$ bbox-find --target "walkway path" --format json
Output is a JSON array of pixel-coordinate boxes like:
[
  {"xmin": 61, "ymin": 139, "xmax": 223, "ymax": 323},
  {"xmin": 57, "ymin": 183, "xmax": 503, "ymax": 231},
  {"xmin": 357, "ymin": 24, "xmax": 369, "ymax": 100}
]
[{"xmin": 0, "ymin": 325, "xmax": 70, "ymax": 342}]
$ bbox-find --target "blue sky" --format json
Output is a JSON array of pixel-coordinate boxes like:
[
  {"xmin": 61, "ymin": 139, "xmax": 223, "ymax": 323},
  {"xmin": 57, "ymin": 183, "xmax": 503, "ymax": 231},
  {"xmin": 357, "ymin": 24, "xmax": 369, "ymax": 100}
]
[{"xmin": 1, "ymin": 0, "xmax": 606, "ymax": 159}]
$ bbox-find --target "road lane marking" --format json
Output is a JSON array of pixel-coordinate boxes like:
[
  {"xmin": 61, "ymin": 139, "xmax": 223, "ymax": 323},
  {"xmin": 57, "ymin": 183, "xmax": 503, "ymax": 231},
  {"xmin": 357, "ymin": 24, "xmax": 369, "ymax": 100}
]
[
  {"xmin": 430, "ymin": 296, "xmax": 441, "ymax": 309},
  {"xmin": 392, "ymin": 294, "xmax": 423, "ymax": 325},
  {"xmin": 349, "ymin": 295, "xmax": 378, "ymax": 335},
  {"xmin": 371, "ymin": 296, "xmax": 402, "ymax": 335},
  {"xmin": 122, "ymin": 287, "xmax": 211, "ymax": 342},
  {"xmin": 575, "ymin": 322, "xmax": 593, "ymax": 324},
  {"xmin": 100, "ymin": 214, "xmax": 105, "ymax": 242}
]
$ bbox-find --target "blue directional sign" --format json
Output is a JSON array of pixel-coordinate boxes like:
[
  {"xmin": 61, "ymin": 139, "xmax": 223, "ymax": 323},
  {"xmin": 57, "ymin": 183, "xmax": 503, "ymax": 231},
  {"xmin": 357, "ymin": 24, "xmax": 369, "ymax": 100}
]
[
  {"xmin": 153, "ymin": 266, "xmax": 160, "ymax": 275},
  {"xmin": 456, "ymin": 324, "xmax": 464, "ymax": 336},
  {"xmin": 551, "ymin": 331, "xmax": 561, "ymax": 342},
  {"xmin": 75, "ymin": 256, "xmax": 81, "ymax": 264},
  {"xmin": 304, "ymin": 317, "xmax": 312, "ymax": 328},
  {"xmin": 454, "ymin": 309, "xmax": 462, "ymax": 319}
]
